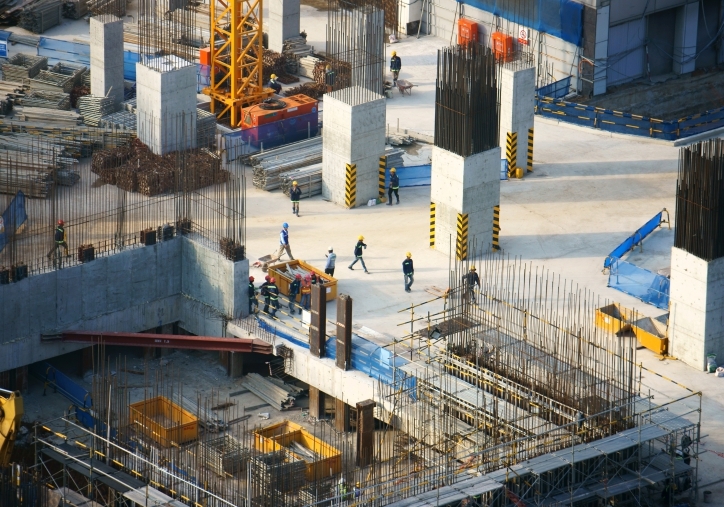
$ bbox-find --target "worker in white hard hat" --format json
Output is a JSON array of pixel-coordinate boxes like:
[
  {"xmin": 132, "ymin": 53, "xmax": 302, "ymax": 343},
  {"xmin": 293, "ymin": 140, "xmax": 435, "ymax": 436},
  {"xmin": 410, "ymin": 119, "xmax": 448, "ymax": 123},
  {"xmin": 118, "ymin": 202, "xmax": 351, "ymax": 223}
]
[
  {"xmin": 402, "ymin": 252, "xmax": 414, "ymax": 292},
  {"xmin": 390, "ymin": 50, "xmax": 402, "ymax": 84},
  {"xmin": 348, "ymin": 235, "xmax": 369, "ymax": 273},
  {"xmin": 268, "ymin": 73, "xmax": 282, "ymax": 94},
  {"xmin": 325, "ymin": 246, "xmax": 337, "ymax": 277},
  {"xmin": 290, "ymin": 180, "xmax": 302, "ymax": 216}
]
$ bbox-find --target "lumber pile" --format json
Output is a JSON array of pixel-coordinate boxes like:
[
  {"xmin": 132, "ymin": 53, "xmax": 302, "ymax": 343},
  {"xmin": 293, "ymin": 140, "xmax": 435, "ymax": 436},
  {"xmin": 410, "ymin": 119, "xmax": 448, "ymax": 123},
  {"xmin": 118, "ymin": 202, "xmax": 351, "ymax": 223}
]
[
  {"xmin": 248, "ymin": 137, "xmax": 322, "ymax": 191},
  {"xmin": 262, "ymin": 49, "xmax": 298, "ymax": 84},
  {"xmin": 283, "ymin": 82, "xmax": 326, "ymax": 100},
  {"xmin": 91, "ymin": 138, "xmax": 229, "ymax": 196},
  {"xmin": 13, "ymin": 106, "xmax": 82, "ymax": 126},
  {"xmin": 78, "ymin": 95, "xmax": 116, "ymax": 126},
  {"xmin": 240, "ymin": 373, "xmax": 296, "ymax": 410},
  {"xmin": 62, "ymin": 0, "xmax": 88, "ymax": 18},
  {"xmin": 279, "ymin": 163, "xmax": 321, "ymax": 198},
  {"xmin": 15, "ymin": 90, "xmax": 71, "ymax": 110},
  {"xmin": 312, "ymin": 60, "xmax": 351, "ymax": 89},
  {"xmin": 18, "ymin": 0, "xmax": 63, "ymax": 33},
  {"xmin": 297, "ymin": 56, "xmax": 322, "ymax": 79},
  {"xmin": 283, "ymin": 36, "xmax": 313, "ymax": 60},
  {"xmin": 2, "ymin": 54, "xmax": 48, "ymax": 81},
  {"xmin": 70, "ymin": 85, "xmax": 90, "ymax": 108}
]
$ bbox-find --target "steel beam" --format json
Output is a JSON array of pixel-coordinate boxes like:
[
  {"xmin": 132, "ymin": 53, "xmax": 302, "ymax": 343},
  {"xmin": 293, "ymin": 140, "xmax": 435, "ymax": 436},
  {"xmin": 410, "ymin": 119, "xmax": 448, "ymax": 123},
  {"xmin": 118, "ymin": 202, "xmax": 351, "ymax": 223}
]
[{"xmin": 60, "ymin": 331, "xmax": 273, "ymax": 354}]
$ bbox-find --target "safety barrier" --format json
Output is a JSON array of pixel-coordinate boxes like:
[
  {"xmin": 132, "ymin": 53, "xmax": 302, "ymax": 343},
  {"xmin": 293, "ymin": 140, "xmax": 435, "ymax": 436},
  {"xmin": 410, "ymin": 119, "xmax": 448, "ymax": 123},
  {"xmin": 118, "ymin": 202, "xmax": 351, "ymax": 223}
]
[
  {"xmin": 29, "ymin": 362, "xmax": 92, "ymax": 409},
  {"xmin": 536, "ymin": 77, "xmax": 571, "ymax": 99},
  {"xmin": 603, "ymin": 209, "xmax": 670, "ymax": 270},
  {"xmin": 0, "ymin": 191, "xmax": 27, "ymax": 254},
  {"xmin": 536, "ymin": 94, "xmax": 724, "ymax": 141},
  {"xmin": 383, "ymin": 164, "xmax": 431, "ymax": 188},
  {"xmin": 607, "ymin": 259, "xmax": 670, "ymax": 311}
]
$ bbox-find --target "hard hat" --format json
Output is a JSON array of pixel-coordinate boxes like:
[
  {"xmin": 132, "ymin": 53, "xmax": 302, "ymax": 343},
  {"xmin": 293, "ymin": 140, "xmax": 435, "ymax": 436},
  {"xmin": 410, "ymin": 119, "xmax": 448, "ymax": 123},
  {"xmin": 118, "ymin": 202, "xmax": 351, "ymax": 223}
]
[
  {"xmin": 406, "ymin": 252, "xmax": 411, "ymax": 258},
  {"xmin": 283, "ymin": 222, "xmax": 289, "ymax": 228},
  {"xmin": 328, "ymin": 246, "xmax": 333, "ymax": 251},
  {"xmin": 249, "ymin": 276, "xmax": 255, "ymax": 282},
  {"xmin": 390, "ymin": 167, "xmax": 396, "ymax": 173},
  {"xmin": 470, "ymin": 266, "xmax": 476, "ymax": 271},
  {"xmin": 270, "ymin": 277, "xmax": 276, "ymax": 283},
  {"xmin": 265, "ymin": 275, "xmax": 271, "ymax": 281},
  {"xmin": 326, "ymin": 64, "xmax": 332, "ymax": 69},
  {"xmin": 391, "ymin": 51, "xmax": 397, "ymax": 56},
  {"xmin": 292, "ymin": 180, "xmax": 298, "ymax": 185},
  {"xmin": 295, "ymin": 274, "xmax": 302, "ymax": 279},
  {"xmin": 270, "ymin": 73, "xmax": 277, "ymax": 79},
  {"xmin": 304, "ymin": 275, "xmax": 311, "ymax": 281},
  {"xmin": 358, "ymin": 235, "xmax": 364, "ymax": 240},
  {"xmin": 57, "ymin": 219, "xmax": 64, "ymax": 226}
]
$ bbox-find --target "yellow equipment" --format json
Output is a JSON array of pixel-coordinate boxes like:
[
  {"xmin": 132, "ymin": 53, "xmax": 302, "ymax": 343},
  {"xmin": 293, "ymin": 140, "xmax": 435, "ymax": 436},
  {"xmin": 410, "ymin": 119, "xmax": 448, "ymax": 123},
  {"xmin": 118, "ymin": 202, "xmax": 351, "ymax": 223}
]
[
  {"xmin": 0, "ymin": 388, "xmax": 23, "ymax": 467},
  {"xmin": 204, "ymin": 0, "xmax": 273, "ymax": 126}
]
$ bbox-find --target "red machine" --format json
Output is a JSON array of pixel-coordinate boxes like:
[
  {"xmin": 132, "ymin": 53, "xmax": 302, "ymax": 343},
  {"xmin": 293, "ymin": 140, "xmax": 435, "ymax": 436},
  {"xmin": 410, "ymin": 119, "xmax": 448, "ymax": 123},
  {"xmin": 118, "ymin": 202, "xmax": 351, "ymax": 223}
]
[{"xmin": 240, "ymin": 94, "xmax": 318, "ymax": 129}]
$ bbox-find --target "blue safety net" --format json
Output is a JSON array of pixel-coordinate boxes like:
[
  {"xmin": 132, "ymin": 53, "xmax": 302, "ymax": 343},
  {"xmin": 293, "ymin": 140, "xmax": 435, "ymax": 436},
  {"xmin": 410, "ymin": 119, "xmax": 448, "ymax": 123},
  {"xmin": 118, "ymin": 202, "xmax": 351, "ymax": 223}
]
[
  {"xmin": 604, "ymin": 211, "xmax": 665, "ymax": 269},
  {"xmin": 384, "ymin": 164, "xmax": 431, "ymax": 188},
  {"xmin": 0, "ymin": 191, "xmax": 27, "ymax": 254},
  {"xmin": 607, "ymin": 259, "xmax": 670, "ymax": 310},
  {"xmin": 458, "ymin": 0, "xmax": 583, "ymax": 46}
]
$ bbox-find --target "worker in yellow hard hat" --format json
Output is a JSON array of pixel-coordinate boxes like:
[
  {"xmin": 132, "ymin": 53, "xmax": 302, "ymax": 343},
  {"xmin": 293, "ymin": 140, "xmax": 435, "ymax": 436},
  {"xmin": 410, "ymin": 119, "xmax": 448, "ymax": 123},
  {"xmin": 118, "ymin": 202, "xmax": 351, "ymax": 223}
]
[
  {"xmin": 348, "ymin": 235, "xmax": 369, "ymax": 273},
  {"xmin": 290, "ymin": 179, "xmax": 302, "ymax": 216},
  {"xmin": 390, "ymin": 50, "xmax": 402, "ymax": 84},
  {"xmin": 402, "ymin": 251, "xmax": 414, "ymax": 292},
  {"xmin": 387, "ymin": 167, "xmax": 400, "ymax": 206},
  {"xmin": 268, "ymin": 73, "xmax": 282, "ymax": 94},
  {"xmin": 325, "ymin": 64, "xmax": 335, "ymax": 93}
]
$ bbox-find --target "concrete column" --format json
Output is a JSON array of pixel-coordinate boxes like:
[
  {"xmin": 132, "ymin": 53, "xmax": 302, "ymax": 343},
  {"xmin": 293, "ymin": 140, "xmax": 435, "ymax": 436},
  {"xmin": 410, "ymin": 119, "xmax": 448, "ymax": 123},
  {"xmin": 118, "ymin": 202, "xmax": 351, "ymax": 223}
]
[
  {"xmin": 673, "ymin": 2, "xmax": 698, "ymax": 75},
  {"xmin": 267, "ymin": 0, "xmax": 300, "ymax": 53},
  {"xmin": 398, "ymin": 0, "xmax": 422, "ymax": 35},
  {"xmin": 322, "ymin": 92, "xmax": 386, "ymax": 208},
  {"xmin": 334, "ymin": 397, "xmax": 350, "ymax": 432},
  {"xmin": 669, "ymin": 247, "xmax": 724, "ymax": 370},
  {"xmin": 136, "ymin": 59, "xmax": 197, "ymax": 155},
  {"xmin": 430, "ymin": 146, "xmax": 501, "ymax": 257},
  {"xmin": 336, "ymin": 294, "xmax": 352, "ymax": 370},
  {"xmin": 228, "ymin": 352, "xmax": 244, "ymax": 377},
  {"xmin": 310, "ymin": 284, "xmax": 326, "ymax": 358},
  {"xmin": 356, "ymin": 399, "xmax": 375, "ymax": 467},
  {"xmin": 498, "ymin": 66, "xmax": 534, "ymax": 172},
  {"xmin": 90, "ymin": 15, "xmax": 124, "ymax": 109},
  {"xmin": 593, "ymin": 4, "xmax": 610, "ymax": 96},
  {"xmin": 309, "ymin": 386, "xmax": 326, "ymax": 419}
]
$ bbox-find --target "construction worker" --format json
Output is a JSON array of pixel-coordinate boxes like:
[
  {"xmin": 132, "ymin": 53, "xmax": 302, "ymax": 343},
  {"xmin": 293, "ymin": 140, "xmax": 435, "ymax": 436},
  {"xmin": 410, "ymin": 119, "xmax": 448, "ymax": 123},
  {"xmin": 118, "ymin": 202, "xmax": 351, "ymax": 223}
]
[
  {"xmin": 268, "ymin": 277, "xmax": 280, "ymax": 317},
  {"xmin": 47, "ymin": 219, "xmax": 69, "ymax": 259},
  {"xmin": 402, "ymin": 252, "xmax": 414, "ymax": 292},
  {"xmin": 268, "ymin": 73, "xmax": 282, "ymax": 94},
  {"xmin": 290, "ymin": 180, "xmax": 302, "ymax": 216},
  {"xmin": 288, "ymin": 274, "xmax": 301, "ymax": 314},
  {"xmin": 463, "ymin": 266, "xmax": 480, "ymax": 304},
  {"xmin": 325, "ymin": 64, "xmax": 335, "ymax": 93},
  {"xmin": 300, "ymin": 275, "xmax": 312, "ymax": 311},
  {"xmin": 248, "ymin": 276, "xmax": 259, "ymax": 315},
  {"xmin": 390, "ymin": 51, "xmax": 401, "ymax": 84},
  {"xmin": 348, "ymin": 235, "xmax": 369, "ymax": 273},
  {"xmin": 277, "ymin": 223, "xmax": 294, "ymax": 260},
  {"xmin": 260, "ymin": 275, "xmax": 271, "ymax": 313},
  {"xmin": 325, "ymin": 246, "xmax": 336, "ymax": 277},
  {"xmin": 387, "ymin": 167, "xmax": 400, "ymax": 205}
]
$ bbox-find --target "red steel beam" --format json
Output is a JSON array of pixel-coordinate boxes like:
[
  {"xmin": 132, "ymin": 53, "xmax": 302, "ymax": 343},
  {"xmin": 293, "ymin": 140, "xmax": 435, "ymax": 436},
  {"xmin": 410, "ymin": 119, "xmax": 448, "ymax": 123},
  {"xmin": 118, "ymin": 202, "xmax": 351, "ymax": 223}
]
[{"xmin": 61, "ymin": 331, "xmax": 273, "ymax": 355}]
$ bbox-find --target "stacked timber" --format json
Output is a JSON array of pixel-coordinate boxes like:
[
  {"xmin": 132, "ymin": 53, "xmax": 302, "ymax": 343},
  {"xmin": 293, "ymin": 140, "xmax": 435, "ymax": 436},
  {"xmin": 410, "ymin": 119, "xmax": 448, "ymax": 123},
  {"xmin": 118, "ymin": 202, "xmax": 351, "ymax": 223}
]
[
  {"xmin": 297, "ymin": 56, "xmax": 322, "ymax": 79},
  {"xmin": 262, "ymin": 49, "xmax": 298, "ymax": 84},
  {"xmin": 279, "ymin": 163, "xmax": 321, "ymax": 198},
  {"xmin": 283, "ymin": 36, "xmax": 313, "ymax": 60},
  {"xmin": 13, "ymin": 106, "xmax": 82, "ymax": 126},
  {"xmin": 249, "ymin": 137, "xmax": 322, "ymax": 191},
  {"xmin": 18, "ymin": 0, "xmax": 63, "ymax": 33},
  {"xmin": 240, "ymin": 373, "xmax": 296, "ymax": 410},
  {"xmin": 78, "ymin": 95, "xmax": 116, "ymax": 126},
  {"xmin": 15, "ymin": 90, "xmax": 71, "ymax": 110},
  {"xmin": 2, "ymin": 54, "xmax": 48, "ymax": 81},
  {"xmin": 30, "ymin": 70, "xmax": 77, "ymax": 94},
  {"xmin": 62, "ymin": 0, "xmax": 88, "ymax": 18},
  {"xmin": 282, "ymin": 82, "xmax": 325, "ymax": 100}
]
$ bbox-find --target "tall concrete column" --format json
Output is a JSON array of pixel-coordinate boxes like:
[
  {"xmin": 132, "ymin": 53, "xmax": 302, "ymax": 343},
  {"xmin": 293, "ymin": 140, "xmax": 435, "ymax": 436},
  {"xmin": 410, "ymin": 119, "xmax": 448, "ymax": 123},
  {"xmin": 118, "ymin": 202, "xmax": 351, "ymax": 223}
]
[
  {"xmin": 322, "ymin": 91, "xmax": 386, "ymax": 208},
  {"xmin": 499, "ymin": 65, "xmax": 534, "ymax": 175},
  {"xmin": 593, "ymin": 4, "xmax": 610, "ymax": 96},
  {"xmin": 669, "ymin": 247, "xmax": 724, "ymax": 370},
  {"xmin": 136, "ymin": 58, "xmax": 197, "ymax": 155},
  {"xmin": 673, "ymin": 2, "xmax": 698, "ymax": 75},
  {"xmin": 309, "ymin": 386, "xmax": 326, "ymax": 419},
  {"xmin": 430, "ymin": 146, "xmax": 501, "ymax": 258},
  {"xmin": 335, "ymin": 397, "xmax": 350, "ymax": 432},
  {"xmin": 356, "ymin": 399, "xmax": 375, "ymax": 467},
  {"xmin": 268, "ymin": 0, "xmax": 300, "ymax": 53},
  {"xmin": 90, "ymin": 15, "xmax": 124, "ymax": 108}
]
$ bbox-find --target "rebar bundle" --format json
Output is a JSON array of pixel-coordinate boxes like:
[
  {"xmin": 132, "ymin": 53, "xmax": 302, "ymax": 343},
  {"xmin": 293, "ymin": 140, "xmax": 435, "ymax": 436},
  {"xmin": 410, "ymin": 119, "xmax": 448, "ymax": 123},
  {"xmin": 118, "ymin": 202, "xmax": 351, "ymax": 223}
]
[
  {"xmin": 15, "ymin": 90, "xmax": 71, "ymax": 110},
  {"xmin": 675, "ymin": 138, "xmax": 724, "ymax": 261},
  {"xmin": 249, "ymin": 138, "xmax": 323, "ymax": 191},
  {"xmin": 78, "ymin": 95, "xmax": 116, "ymax": 126},
  {"xmin": 87, "ymin": 0, "xmax": 125, "ymax": 16},
  {"xmin": 138, "ymin": 0, "xmax": 195, "ymax": 65},
  {"xmin": 2, "ymin": 54, "xmax": 48, "ymax": 81},
  {"xmin": 283, "ymin": 82, "xmax": 327, "ymax": 100},
  {"xmin": 435, "ymin": 44, "xmax": 500, "ymax": 156},
  {"xmin": 280, "ymin": 163, "xmax": 322, "ymax": 198},
  {"xmin": 17, "ymin": 0, "xmax": 62, "ymax": 33},
  {"xmin": 62, "ymin": 0, "xmax": 88, "ymax": 19}
]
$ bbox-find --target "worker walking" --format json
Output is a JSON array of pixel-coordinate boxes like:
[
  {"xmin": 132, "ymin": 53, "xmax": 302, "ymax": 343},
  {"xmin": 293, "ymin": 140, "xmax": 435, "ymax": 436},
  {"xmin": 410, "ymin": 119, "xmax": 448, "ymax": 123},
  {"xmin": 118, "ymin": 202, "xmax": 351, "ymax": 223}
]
[
  {"xmin": 260, "ymin": 275, "xmax": 271, "ymax": 313},
  {"xmin": 248, "ymin": 276, "xmax": 259, "ymax": 315},
  {"xmin": 268, "ymin": 277, "xmax": 280, "ymax": 317},
  {"xmin": 348, "ymin": 235, "xmax": 369, "ymax": 273},
  {"xmin": 387, "ymin": 168, "xmax": 400, "ymax": 205},
  {"xmin": 463, "ymin": 266, "xmax": 480, "ymax": 304},
  {"xmin": 288, "ymin": 274, "xmax": 301, "ymax": 314},
  {"xmin": 300, "ymin": 275, "xmax": 312, "ymax": 311},
  {"xmin": 325, "ymin": 246, "xmax": 336, "ymax": 277},
  {"xmin": 277, "ymin": 223, "xmax": 294, "ymax": 260},
  {"xmin": 268, "ymin": 73, "xmax": 282, "ymax": 94},
  {"xmin": 47, "ymin": 219, "xmax": 69, "ymax": 259},
  {"xmin": 390, "ymin": 51, "xmax": 402, "ymax": 84},
  {"xmin": 325, "ymin": 64, "xmax": 335, "ymax": 93},
  {"xmin": 402, "ymin": 252, "xmax": 414, "ymax": 292},
  {"xmin": 290, "ymin": 180, "xmax": 302, "ymax": 216}
]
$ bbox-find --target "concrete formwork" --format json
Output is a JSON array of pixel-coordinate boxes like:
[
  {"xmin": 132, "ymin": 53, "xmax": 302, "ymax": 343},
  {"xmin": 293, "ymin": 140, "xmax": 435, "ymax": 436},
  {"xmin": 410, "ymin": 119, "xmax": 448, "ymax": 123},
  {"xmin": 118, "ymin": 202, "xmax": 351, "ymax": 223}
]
[
  {"xmin": 136, "ymin": 59, "xmax": 197, "ymax": 155},
  {"xmin": 322, "ymin": 92, "xmax": 386, "ymax": 207},
  {"xmin": 267, "ymin": 0, "xmax": 300, "ymax": 53},
  {"xmin": 499, "ymin": 65, "xmax": 535, "ymax": 172},
  {"xmin": 430, "ymin": 146, "xmax": 500, "ymax": 257},
  {"xmin": 90, "ymin": 15, "xmax": 124, "ymax": 108},
  {"xmin": 669, "ymin": 247, "xmax": 724, "ymax": 370}
]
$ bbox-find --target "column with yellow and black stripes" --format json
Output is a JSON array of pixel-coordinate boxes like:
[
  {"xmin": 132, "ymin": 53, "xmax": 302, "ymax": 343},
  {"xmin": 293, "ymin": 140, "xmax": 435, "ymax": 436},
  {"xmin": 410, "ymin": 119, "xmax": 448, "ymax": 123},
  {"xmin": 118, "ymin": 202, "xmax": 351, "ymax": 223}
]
[{"xmin": 498, "ymin": 65, "xmax": 535, "ymax": 179}]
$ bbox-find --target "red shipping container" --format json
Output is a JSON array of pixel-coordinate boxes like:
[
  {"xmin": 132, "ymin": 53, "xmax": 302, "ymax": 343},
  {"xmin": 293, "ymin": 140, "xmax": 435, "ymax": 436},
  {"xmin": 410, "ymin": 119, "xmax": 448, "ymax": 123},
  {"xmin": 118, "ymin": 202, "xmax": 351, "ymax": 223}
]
[{"xmin": 458, "ymin": 18, "xmax": 479, "ymax": 46}]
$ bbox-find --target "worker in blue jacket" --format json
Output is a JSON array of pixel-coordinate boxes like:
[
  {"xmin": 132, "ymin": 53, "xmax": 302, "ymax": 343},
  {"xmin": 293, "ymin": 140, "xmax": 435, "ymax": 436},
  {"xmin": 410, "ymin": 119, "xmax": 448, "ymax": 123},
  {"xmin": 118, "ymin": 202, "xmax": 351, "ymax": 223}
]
[
  {"xmin": 348, "ymin": 235, "xmax": 369, "ymax": 273},
  {"xmin": 402, "ymin": 252, "xmax": 414, "ymax": 292},
  {"xmin": 390, "ymin": 51, "xmax": 401, "ymax": 84},
  {"xmin": 387, "ymin": 168, "xmax": 400, "ymax": 205}
]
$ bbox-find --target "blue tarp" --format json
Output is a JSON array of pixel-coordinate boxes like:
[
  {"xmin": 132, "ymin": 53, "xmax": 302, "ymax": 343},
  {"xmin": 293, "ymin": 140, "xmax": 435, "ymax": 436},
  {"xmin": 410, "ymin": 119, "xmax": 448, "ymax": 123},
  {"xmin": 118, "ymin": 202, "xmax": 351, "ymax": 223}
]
[
  {"xmin": 536, "ymin": 76, "xmax": 571, "ymax": 99},
  {"xmin": 459, "ymin": 0, "xmax": 583, "ymax": 46},
  {"xmin": 384, "ymin": 165, "xmax": 431, "ymax": 188},
  {"xmin": 0, "ymin": 30, "xmax": 10, "ymax": 58},
  {"xmin": 608, "ymin": 259, "xmax": 670, "ymax": 310},
  {"xmin": 221, "ymin": 111, "xmax": 319, "ymax": 150},
  {"xmin": 0, "ymin": 191, "xmax": 27, "ymax": 254},
  {"xmin": 30, "ymin": 362, "xmax": 92, "ymax": 409},
  {"xmin": 604, "ymin": 211, "xmax": 665, "ymax": 269}
]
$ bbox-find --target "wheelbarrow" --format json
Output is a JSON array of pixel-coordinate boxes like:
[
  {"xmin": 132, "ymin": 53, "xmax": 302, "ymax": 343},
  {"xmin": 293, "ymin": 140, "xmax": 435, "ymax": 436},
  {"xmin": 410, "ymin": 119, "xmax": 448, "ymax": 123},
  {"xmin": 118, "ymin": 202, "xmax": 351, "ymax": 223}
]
[{"xmin": 396, "ymin": 79, "xmax": 415, "ymax": 95}]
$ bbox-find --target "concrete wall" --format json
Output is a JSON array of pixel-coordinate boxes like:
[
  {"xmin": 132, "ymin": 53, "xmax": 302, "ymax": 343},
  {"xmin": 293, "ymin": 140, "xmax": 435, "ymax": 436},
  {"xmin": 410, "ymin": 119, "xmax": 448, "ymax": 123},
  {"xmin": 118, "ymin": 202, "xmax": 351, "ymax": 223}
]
[
  {"xmin": 673, "ymin": 2, "xmax": 699, "ymax": 74},
  {"xmin": 669, "ymin": 247, "xmax": 724, "ymax": 370},
  {"xmin": 136, "ymin": 61, "xmax": 197, "ymax": 155},
  {"xmin": 0, "ymin": 238, "xmax": 249, "ymax": 373},
  {"xmin": 267, "ymin": 0, "xmax": 300, "ymax": 53},
  {"xmin": 499, "ymin": 65, "xmax": 535, "ymax": 168},
  {"xmin": 322, "ymin": 93, "xmax": 386, "ymax": 207},
  {"xmin": 90, "ymin": 16, "xmax": 124, "ymax": 108},
  {"xmin": 430, "ymin": 146, "xmax": 500, "ymax": 257}
]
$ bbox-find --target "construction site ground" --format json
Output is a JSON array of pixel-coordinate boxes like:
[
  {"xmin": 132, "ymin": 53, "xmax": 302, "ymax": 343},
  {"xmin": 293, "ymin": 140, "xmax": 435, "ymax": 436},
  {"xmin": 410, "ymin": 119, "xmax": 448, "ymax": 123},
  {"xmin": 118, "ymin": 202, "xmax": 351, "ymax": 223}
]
[{"xmin": 4, "ymin": 8, "xmax": 724, "ymax": 502}]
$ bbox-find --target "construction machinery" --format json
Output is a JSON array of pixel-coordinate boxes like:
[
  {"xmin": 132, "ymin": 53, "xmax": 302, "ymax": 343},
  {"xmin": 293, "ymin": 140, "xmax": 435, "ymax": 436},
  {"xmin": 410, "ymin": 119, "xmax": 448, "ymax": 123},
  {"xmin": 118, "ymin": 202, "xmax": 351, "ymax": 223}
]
[{"xmin": 0, "ymin": 388, "xmax": 23, "ymax": 467}]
